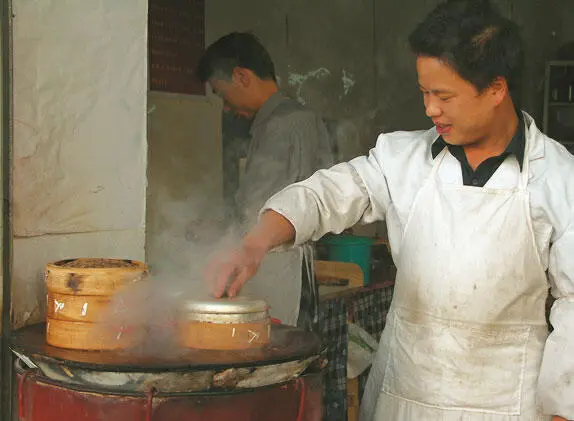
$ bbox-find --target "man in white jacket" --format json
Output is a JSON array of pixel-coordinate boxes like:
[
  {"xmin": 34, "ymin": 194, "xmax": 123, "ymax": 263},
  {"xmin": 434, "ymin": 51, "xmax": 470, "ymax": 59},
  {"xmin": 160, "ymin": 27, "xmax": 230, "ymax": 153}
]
[{"xmin": 205, "ymin": 1, "xmax": 573, "ymax": 420}]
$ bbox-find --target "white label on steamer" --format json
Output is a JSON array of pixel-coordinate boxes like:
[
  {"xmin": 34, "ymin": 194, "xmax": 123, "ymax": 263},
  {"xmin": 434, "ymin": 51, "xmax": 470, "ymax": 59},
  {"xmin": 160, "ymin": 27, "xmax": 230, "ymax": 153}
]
[
  {"xmin": 248, "ymin": 329, "xmax": 260, "ymax": 344},
  {"xmin": 54, "ymin": 300, "xmax": 65, "ymax": 313}
]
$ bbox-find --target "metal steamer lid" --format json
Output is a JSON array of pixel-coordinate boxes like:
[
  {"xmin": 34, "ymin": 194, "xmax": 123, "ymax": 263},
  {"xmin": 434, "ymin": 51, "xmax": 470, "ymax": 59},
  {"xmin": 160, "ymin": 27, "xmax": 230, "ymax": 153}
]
[{"xmin": 182, "ymin": 296, "xmax": 269, "ymax": 324}]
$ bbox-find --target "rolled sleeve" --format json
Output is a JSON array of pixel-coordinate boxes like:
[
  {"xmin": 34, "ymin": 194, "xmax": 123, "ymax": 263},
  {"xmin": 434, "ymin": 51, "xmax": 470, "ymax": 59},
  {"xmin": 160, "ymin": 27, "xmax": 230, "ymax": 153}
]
[{"xmin": 538, "ymin": 222, "xmax": 574, "ymax": 419}]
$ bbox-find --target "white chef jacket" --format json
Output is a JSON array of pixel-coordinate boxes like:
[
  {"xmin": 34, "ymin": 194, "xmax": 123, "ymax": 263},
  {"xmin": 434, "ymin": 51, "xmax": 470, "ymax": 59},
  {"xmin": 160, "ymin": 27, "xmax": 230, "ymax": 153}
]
[{"xmin": 261, "ymin": 112, "xmax": 574, "ymax": 419}]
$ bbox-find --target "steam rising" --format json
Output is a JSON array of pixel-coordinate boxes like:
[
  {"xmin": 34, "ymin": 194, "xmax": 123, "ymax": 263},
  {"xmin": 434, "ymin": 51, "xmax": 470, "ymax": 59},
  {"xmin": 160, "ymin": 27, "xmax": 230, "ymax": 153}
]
[
  {"xmin": 92, "ymin": 185, "xmax": 243, "ymax": 356},
  {"xmin": 90, "ymin": 109, "xmax": 366, "ymax": 354}
]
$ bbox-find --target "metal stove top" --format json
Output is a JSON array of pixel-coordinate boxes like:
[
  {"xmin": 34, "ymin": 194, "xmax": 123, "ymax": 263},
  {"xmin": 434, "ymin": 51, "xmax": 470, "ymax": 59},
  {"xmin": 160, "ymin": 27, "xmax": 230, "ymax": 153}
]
[{"xmin": 9, "ymin": 323, "xmax": 324, "ymax": 372}]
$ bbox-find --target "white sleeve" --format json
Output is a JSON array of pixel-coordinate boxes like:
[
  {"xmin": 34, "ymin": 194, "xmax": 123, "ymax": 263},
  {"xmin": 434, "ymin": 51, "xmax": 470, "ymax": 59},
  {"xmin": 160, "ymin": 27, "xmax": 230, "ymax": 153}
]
[
  {"xmin": 261, "ymin": 135, "xmax": 392, "ymax": 246},
  {"xmin": 538, "ymin": 221, "xmax": 574, "ymax": 419}
]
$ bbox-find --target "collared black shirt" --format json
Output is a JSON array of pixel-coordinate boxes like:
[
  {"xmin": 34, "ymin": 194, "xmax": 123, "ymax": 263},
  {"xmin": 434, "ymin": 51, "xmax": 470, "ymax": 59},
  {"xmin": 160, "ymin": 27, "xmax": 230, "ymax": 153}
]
[{"xmin": 431, "ymin": 114, "xmax": 525, "ymax": 187}]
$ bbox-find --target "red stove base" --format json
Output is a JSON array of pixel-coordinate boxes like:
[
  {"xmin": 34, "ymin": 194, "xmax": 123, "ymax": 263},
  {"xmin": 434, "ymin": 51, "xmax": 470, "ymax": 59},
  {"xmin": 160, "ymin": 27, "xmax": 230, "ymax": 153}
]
[{"xmin": 17, "ymin": 370, "xmax": 323, "ymax": 421}]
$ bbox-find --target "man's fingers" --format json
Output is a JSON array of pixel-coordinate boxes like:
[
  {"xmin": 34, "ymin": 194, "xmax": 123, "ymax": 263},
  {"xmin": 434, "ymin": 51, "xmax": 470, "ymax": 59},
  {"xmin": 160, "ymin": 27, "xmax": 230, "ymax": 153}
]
[
  {"xmin": 203, "ymin": 247, "xmax": 262, "ymax": 298},
  {"xmin": 227, "ymin": 266, "xmax": 251, "ymax": 297},
  {"xmin": 207, "ymin": 259, "xmax": 235, "ymax": 298},
  {"xmin": 214, "ymin": 264, "xmax": 236, "ymax": 297}
]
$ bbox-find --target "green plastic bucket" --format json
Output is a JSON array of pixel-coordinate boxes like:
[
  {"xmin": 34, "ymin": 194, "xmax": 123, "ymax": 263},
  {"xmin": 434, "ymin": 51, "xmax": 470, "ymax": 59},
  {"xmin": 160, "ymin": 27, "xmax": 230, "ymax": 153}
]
[{"xmin": 320, "ymin": 234, "xmax": 374, "ymax": 285}]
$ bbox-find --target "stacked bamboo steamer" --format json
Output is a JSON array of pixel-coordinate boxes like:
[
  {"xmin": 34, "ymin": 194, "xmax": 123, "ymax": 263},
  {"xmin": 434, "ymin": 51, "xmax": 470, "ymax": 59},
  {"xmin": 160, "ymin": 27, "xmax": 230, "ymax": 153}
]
[{"xmin": 45, "ymin": 258, "xmax": 148, "ymax": 351}]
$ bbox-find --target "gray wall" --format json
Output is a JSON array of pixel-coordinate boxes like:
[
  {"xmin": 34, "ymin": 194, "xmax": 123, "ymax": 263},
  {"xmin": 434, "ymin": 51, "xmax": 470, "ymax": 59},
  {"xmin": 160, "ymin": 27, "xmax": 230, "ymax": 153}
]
[
  {"xmin": 205, "ymin": 0, "xmax": 567, "ymax": 144},
  {"xmin": 557, "ymin": 0, "xmax": 574, "ymax": 47},
  {"xmin": 206, "ymin": 0, "xmax": 379, "ymax": 152},
  {"xmin": 145, "ymin": 0, "xmax": 572, "ymax": 271},
  {"xmin": 145, "ymin": 91, "xmax": 224, "ymax": 285}
]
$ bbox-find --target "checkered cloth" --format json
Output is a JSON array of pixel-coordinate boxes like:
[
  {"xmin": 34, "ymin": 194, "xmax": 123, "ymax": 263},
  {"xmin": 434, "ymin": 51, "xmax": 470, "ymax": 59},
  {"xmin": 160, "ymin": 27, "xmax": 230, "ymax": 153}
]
[
  {"xmin": 350, "ymin": 287, "xmax": 394, "ymax": 399},
  {"xmin": 319, "ymin": 298, "xmax": 349, "ymax": 421},
  {"xmin": 319, "ymin": 284, "xmax": 394, "ymax": 421}
]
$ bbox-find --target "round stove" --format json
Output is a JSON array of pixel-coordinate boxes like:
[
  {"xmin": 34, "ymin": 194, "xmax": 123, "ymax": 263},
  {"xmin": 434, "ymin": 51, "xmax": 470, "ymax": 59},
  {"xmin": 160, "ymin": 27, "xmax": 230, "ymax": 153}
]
[
  {"xmin": 11, "ymin": 323, "xmax": 326, "ymax": 421},
  {"xmin": 10, "ymin": 322, "xmax": 325, "ymax": 393}
]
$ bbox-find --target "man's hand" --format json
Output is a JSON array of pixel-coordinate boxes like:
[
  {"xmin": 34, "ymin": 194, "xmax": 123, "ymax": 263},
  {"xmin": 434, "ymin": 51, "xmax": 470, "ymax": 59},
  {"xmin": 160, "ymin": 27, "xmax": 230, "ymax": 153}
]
[
  {"xmin": 202, "ymin": 210, "xmax": 296, "ymax": 297},
  {"xmin": 204, "ymin": 241, "xmax": 267, "ymax": 298},
  {"xmin": 552, "ymin": 416, "xmax": 568, "ymax": 421}
]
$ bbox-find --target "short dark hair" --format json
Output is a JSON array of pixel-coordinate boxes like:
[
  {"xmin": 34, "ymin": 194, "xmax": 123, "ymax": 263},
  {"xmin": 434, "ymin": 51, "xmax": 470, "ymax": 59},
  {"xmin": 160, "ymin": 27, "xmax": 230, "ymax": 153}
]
[
  {"xmin": 197, "ymin": 32, "xmax": 276, "ymax": 83},
  {"xmin": 408, "ymin": 0, "xmax": 524, "ymax": 103}
]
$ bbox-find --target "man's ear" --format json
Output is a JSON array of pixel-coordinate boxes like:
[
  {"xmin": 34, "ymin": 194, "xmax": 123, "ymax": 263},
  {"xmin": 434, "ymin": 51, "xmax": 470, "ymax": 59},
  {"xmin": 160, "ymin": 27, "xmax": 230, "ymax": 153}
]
[
  {"xmin": 232, "ymin": 67, "xmax": 252, "ymax": 88},
  {"xmin": 488, "ymin": 76, "xmax": 508, "ymax": 106}
]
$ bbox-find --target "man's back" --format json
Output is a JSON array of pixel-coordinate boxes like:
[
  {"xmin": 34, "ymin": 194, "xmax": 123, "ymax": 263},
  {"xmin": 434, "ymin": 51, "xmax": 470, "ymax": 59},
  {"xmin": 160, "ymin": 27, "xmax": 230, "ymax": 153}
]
[{"xmin": 236, "ymin": 92, "xmax": 335, "ymax": 228}]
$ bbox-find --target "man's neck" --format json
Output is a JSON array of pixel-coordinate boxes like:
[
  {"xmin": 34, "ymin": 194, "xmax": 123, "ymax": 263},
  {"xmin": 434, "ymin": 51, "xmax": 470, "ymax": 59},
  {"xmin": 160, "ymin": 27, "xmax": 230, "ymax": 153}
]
[
  {"xmin": 252, "ymin": 80, "xmax": 279, "ymax": 112},
  {"xmin": 464, "ymin": 103, "xmax": 519, "ymax": 170}
]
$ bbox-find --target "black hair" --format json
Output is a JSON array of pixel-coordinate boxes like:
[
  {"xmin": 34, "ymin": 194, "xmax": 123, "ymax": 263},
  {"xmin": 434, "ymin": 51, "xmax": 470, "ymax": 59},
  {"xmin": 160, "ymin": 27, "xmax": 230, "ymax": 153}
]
[
  {"xmin": 409, "ymin": 0, "xmax": 524, "ymax": 103},
  {"xmin": 197, "ymin": 32, "xmax": 276, "ymax": 83}
]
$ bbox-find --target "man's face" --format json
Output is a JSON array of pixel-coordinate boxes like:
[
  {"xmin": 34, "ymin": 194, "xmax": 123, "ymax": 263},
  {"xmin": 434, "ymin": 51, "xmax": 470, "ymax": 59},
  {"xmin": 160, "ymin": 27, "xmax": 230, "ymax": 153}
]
[
  {"xmin": 209, "ymin": 71, "xmax": 257, "ymax": 119},
  {"xmin": 416, "ymin": 56, "xmax": 501, "ymax": 146}
]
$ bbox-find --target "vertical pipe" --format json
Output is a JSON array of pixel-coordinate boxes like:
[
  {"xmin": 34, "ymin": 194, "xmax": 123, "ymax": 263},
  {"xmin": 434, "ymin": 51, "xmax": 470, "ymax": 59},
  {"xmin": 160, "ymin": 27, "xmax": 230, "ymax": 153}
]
[
  {"xmin": 1, "ymin": 0, "xmax": 13, "ymax": 419},
  {"xmin": 543, "ymin": 62, "xmax": 551, "ymax": 134}
]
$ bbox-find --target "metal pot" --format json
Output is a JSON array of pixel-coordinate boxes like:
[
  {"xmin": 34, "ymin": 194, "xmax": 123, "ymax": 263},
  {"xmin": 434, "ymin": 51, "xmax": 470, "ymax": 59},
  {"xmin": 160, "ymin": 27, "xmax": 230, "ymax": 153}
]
[
  {"xmin": 179, "ymin": 296, "xmax": 271, "ymax": 350},
  {"xmin": 180, "ymin": 296, "xmax": 269, "ymax": 324}
]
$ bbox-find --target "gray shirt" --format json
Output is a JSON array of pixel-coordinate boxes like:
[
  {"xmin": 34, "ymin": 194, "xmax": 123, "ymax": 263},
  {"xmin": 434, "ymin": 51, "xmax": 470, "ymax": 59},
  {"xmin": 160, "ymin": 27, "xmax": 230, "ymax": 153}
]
[{"xmin": 235, "ymin": 92, "xmax": 335, "ymax": 229}]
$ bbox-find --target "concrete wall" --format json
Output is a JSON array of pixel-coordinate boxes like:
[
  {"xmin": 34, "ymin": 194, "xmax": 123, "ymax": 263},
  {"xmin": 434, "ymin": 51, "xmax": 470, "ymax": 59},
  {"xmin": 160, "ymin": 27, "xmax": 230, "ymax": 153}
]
[
  {"xmin": 144, "ymin": 1, "xmax": 374, "ymax": 276},
  {"xmin": 3, "ymin": 0, "xmax": 566, "ymax": 333},
  {"xmin": 207, "ymin": 0, "xmax": 564, "ymax": 150},
  {"xmin": 0, "ymin": 6, "xmax": 3, "ymax": 329},
  {"xmin": 508, "ymin": 1, "xmax": 563, "ymax": 120},
  {"xmin": 145, "ymin": 91, "xmax": 223, "ymax": 286},
  {"xmin": 11, "ymin": 0, "xmax": 148, "ymax": 328},
  {"xmin": 556, "ymin": 0, "xmax": 574, "ymax": 46},
  {"xmin": 145, "ymin": 0, "xmax": 569, "ymax": 263},
  {"xmin": 206, "ymin": 0, "xmax": 377, "ymax": 152},
  {"xmin": 373, "ymin": 0, "xmax": 564, "ymax": 131}
]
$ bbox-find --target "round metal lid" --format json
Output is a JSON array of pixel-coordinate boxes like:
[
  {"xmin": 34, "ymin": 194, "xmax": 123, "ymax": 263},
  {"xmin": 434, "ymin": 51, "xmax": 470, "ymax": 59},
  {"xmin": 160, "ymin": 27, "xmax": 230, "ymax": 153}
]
[{"xmin": 182, "ymin": 296, "xmax": 269, "ymax": 315}]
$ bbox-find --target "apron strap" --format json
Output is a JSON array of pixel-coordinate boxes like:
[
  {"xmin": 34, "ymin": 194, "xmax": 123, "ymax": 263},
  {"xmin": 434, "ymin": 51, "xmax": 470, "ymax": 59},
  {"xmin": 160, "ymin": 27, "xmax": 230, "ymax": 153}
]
[
  {"xmin": 432, "ymin": 127, "xmax": 530, "ymax": 191},
  {"xmin": 430, "ymin": 147, "xmax": 449, "ymax": 176},
  {"xmin": 519, "ymin": 121, "xmax": 530, "ymax": 191}
]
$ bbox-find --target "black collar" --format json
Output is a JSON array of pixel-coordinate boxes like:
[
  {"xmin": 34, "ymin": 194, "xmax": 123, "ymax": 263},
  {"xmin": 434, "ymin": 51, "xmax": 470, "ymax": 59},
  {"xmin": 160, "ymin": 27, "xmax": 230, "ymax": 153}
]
[{"xmin": 431, "ymin": 112, "xmax": 526, "ymax": 170}]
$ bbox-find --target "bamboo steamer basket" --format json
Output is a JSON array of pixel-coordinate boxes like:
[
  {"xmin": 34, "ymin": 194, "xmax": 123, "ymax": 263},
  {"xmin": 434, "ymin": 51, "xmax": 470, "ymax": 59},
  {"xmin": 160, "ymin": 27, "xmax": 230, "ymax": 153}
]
[
  {"xmin": 179, "ymin": 297, "xmax": 271, "ymax": 350},
  {"xmin": 45, "ymin": 258, "xmax": 148, "ymax": 350},
  {"xmin": 46, "ymin": 292, "xmax": 110, "ymax": 323},
  {"xmin": 46, "ymin": 318, "xmax": 143, "ymax": 351}
]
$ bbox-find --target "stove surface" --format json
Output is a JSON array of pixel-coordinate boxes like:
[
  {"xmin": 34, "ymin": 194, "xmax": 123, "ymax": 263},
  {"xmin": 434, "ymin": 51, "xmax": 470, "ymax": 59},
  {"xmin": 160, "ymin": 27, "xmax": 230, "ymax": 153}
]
[{"xmin": 10, "ymin": 323, "xmax": 324, "ymax": 372}]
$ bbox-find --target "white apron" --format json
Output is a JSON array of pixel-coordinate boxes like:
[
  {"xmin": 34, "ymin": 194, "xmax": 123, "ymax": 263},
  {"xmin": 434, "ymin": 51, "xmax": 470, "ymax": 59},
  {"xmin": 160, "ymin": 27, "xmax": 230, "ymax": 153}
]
[{"xmin": 360, "ymin": 145, "xmax": 550, "ymax": 421}]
